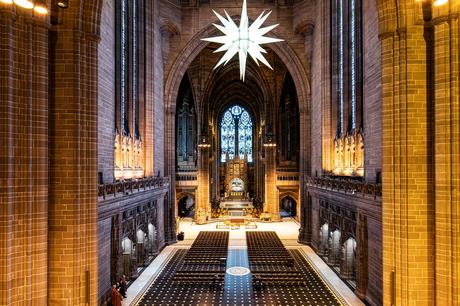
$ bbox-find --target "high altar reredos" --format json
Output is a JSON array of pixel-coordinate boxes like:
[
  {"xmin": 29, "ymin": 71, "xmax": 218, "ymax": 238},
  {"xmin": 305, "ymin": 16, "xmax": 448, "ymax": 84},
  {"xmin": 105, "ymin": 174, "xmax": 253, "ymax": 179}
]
[{"xmin": 220, "ymin": 154, "xmax": 253, "ymax": 216}]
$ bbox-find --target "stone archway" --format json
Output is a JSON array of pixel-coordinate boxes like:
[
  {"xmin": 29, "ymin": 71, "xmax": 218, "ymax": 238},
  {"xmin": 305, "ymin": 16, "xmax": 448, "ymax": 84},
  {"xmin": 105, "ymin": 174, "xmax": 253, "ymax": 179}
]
[
  {"xmin": 148, "ymin": 223, "xmax": 158, "ymax": 256},
  {"xmin": 121, "ymin": 237, "xmax": 134, "ymax": 279},
  {"xmin": 340, "ymin": 236, "xmax": 357, "ymax": 280},
  {"xmin": 279, "ymin": 195, "xmax": 298, "ymax": 218},
  {"xmin": 177, "ymin": 195, "xmax": 196, "ymax": 218},
  {"xmin": 163, "ymin": 22, "xmax": 312, "ymax": 227},
  {"xmin": 328, "ymin": 228, "xmax": 342, "ymax": 267},
  {"xmin": 319, "ymin": 223, "xmax": 330, "ymax": 256}
]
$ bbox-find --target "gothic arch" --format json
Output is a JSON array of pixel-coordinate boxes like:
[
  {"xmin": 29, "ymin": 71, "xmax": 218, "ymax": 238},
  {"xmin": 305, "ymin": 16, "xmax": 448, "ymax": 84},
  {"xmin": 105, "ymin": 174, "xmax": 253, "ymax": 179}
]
[
  {"xmin": 164, "ymin": 19, "xmax": 312, "ymax": 193},
  {"xmin": 165, "ymin": 22, "xmax": 310, "ymax": 115}
]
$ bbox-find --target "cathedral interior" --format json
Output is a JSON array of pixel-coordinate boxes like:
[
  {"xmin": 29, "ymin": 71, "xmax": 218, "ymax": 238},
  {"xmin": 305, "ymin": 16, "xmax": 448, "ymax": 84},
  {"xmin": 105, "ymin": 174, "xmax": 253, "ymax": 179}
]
[{"xmin": 0, "ymin": 0, "xmax": 459, "ymax": 305}]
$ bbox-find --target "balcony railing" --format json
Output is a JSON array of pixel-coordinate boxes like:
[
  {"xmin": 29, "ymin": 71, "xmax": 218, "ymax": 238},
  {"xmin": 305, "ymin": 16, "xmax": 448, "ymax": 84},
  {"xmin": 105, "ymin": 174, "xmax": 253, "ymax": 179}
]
[
  {"xmin": 276, "ymin": 168, "xmax": 300, "ymax": 186},
  {"xmin": 306, "ymin": 176, "xmax": 382, "ymax": 199},
  {"xmin": 98, "ymin": 176, "xmax": 170, "ymax": 200}
]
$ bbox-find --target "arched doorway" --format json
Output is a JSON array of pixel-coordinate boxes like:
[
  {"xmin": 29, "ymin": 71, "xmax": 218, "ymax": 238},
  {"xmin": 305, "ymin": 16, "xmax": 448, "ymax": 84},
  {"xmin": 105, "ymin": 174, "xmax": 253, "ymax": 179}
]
[
  {"xmin": 178, "ymin": 196, "xmax": 195, "ymax": 218},
  {"xmin": 280, "ymin": 196, "xmax": 297, "ymax": 217},
  {"xmin": 136, "ymin": 229, "xmax": 146, "ymax": 266},
  {"xmin": 341, "ymin": 237, "xmax": 357, "ymax": 280},
  {"xmin": 121, "ymin": 237, "xmax": 133, "ymax": 278},
  {"xmin": 319, "ymin": 223, "xmax": 329, "ymax": 256},
  {"xmin": 328, "ymin": 229, "xmax": 342, "ymax": 267},
  {"xmin": 148, "ymin": 223, "xmax": 158, "ymax": 256}
]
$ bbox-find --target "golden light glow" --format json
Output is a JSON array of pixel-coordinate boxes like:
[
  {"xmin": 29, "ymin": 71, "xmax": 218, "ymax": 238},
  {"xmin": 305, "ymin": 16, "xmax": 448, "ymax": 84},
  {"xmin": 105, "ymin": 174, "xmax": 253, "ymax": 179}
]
[
  {"xmin": 332, "ymin": 131, "xmax": 364, "ymax": 177},
  {"xmin": 13, "ymin": 0, "xmax": 34, "ymax": 9},
  {"xmin": 0, "ymin": 0, "xmax": 13, "ymax": 4},
  {"xmin": 434, "ymin": 0, "xmax": 448, "ymax": 6},
  {"xmin": 114, "ymin": 132, "xmax": 144, "ymax": 180},
  {"xmin": 34, "ymin": 4, "xmax": 47, "ymax": 14}
]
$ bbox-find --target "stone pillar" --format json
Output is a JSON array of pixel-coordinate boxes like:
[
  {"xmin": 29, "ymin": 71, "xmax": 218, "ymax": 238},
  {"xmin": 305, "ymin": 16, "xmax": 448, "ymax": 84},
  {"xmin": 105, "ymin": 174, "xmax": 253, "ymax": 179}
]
[
  {"xmin": 48, "ymin": 26, "xmax": 99, "ymax": 306},
  {"xmin": 356, "ymin": 212, "xmax": 368, "ymax": 299},
  {"xmin": 379, "ymin": 3, "xmax": 435, "ymax": 305},
  {"xmin": 264, "ymin": 146, "xmax": 279, "ymax": 221},
  {"xmin": 298, "ymin": 186, "xmax": 311, "ymax": 244},
  {"xmin": 163, "ymin": 193, "xmax": 176, "ymax": 244},
  {"xmin": 0, "ymin": 7, "xmax": 49, "ymax": 305},
  {"xmin": 196, "ymin": 145, "xmax": 210, "ymax": 223},
  {"xmin": 432, "ymin": 8, "xmax": 460, "ymax": 305},
  {"xmin": 164, "ymin": 104, "xmax": 176, "ymax": 244}
]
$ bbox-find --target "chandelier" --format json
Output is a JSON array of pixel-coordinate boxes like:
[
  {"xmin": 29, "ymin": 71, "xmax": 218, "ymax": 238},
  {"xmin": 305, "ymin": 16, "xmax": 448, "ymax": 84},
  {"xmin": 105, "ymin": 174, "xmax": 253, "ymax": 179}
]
[{"xmin": 202, "ymin": 0, "xmax": 283, "ymax": 81}]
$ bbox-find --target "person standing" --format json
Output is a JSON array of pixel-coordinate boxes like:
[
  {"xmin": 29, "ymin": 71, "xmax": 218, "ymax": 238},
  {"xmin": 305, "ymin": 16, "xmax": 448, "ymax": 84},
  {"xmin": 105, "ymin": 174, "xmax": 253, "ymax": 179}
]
[
  {"xmin": 119, "ymin": 275, "xmax": 128, "ymax": 298},
  {"xmin": 111, "ymin": 284, "xmax": 123, "ymax": 306}
]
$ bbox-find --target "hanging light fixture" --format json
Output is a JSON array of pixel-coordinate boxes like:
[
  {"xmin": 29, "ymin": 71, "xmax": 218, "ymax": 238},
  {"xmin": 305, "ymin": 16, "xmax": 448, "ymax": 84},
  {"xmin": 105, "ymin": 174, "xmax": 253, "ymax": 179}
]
[
  {"xmin": 33, "ymin": 0, "xmax": 47, "ymax": 14},
  {"xmin": 13, "ymin": 0, "xmax": 34, "ymax": 9},
  {"xmin": 56, "ymin": 0, "xmax": 68, "ymax": 8},
  {"xmin": 202, "ymin": 0, "xmax": 283, "ymax": 82}
]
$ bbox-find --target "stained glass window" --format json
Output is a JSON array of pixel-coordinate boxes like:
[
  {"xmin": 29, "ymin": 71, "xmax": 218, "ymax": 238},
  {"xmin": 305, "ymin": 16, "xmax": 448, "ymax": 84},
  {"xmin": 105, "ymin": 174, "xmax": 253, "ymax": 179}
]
[
  {"xmin": 120, "ymin": 0, "xmax": 127, "ymax": 131},
  {"xmin": 117, "ymin": 0, "xmax": 140, "ymax": 136},
  {"xmin": 332, "ymin": 0, "xmax": 362, "ymax": 136},
  {"xmin": 221, "ymin": 105, "xmax": 253, "ymax": 162},
  {"xmin": 338, "ymin": 0, "xmax": 344, "ymax": 136},
  {"xmin": 132, "ymin": 0, "xmax": 139, "ymax": 137},
  {"xmin": 350, "ymin": 0, "xmax": 357, "ymax": 130}
]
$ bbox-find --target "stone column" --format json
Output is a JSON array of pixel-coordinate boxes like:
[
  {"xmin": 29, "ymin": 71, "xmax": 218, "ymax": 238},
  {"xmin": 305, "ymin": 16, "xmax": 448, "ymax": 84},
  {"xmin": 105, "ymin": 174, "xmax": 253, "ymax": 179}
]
[
  {"xmin": 48, "ymin": 26, "xmax": 99, "ymax": 306},
  {"xmin": 164, "ymin": 105, "xmax": 176, "ymax": 244},
  {"xmin": 432, "ymin": 8, "xmax": 460, "ymax": 305},
  {"xmin": 355, "ymin": 212, "xmax": 368, "ymax": 299},
  {"xmin": 264, "ymin": 145, "xmax": 279, "ymax": 221},
  {"xmin": 379, "ymin": 3, "xmax": 435, "ymax": 305},
  {"xmin": 196, "ymin": 144, "xmax": 210, "ymax": 223},
  {"xmin": 298, "ymin": 187, "xmax": 311, "ymax": 244},
  {"xmin": 0, "ymin": 7, "xmax": 49, "ymax": 305}
]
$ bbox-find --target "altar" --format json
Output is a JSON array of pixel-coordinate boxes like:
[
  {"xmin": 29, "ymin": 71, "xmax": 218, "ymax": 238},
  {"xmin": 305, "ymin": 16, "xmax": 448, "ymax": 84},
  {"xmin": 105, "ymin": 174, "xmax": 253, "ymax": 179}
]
[
  {"xmin": 220, "ymin": 199, "xmax": 253, "ymax": 216},
  {"xmin": 220, "ymin": 154, "xmax": 253, "ymax": 216}
]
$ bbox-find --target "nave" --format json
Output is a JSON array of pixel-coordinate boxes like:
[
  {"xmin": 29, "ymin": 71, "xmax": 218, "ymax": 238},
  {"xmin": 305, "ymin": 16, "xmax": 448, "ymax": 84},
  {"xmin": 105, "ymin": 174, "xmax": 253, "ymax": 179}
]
[{"xmin": 124, "ymin": 219, "xmax": 364, "ymax": 306}]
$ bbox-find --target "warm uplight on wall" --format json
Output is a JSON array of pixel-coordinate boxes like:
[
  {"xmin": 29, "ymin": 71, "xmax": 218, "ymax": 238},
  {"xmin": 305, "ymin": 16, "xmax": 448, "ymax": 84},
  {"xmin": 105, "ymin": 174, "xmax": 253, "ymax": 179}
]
[
  {"xmin": 416, "ymin": 0, "xmax": 449, "ymax": 5},
  {"xmin": 2, "ymin": 0, "xmax": 51, "ymax": 14},
  {"xmin": 434, "ymin": 0, "xmax": 448, "ymax": 6},
  {"xmin": 34, "ymin": 0, "xmax": 47, "ymax": 14},
  {"xmin": 13, "ymin": 0, "xmax": 34, "ymax": 9}
]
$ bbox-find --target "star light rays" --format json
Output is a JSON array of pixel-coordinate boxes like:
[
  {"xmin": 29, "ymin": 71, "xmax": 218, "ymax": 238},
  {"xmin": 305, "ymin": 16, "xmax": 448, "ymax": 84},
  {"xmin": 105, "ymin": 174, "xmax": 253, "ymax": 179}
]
[{"xmin": 202, "ymin": 0, "xmax": 283, "ymax": 81}]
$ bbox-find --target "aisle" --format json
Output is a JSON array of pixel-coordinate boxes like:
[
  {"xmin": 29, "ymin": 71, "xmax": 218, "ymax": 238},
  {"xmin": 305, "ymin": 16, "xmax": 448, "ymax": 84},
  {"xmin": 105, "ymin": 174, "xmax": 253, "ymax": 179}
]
[{"xmin": 124, "ymin": 219, "xmax": 365, "ymax": 306}]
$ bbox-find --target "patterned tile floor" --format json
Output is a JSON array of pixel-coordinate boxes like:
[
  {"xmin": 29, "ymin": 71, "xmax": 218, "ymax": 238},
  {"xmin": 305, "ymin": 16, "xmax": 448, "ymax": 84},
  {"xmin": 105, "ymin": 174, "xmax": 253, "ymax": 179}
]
[
  {"xmin": 135, "ymin": 246, "xmax": 343, "ymax": 305},
  {"xmin": 126, "ymin": 220, "xmax": 364, "ymax": 306}
]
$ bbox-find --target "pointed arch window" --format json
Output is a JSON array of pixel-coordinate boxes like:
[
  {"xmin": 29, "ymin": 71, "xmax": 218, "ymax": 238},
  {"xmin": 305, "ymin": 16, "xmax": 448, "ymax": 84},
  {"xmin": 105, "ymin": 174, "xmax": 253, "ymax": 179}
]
[
  {"xmin": 331, "ymin": 0, "xmax": 363, "ymax": 136},
  {"xmin": 221, "ymin": 105, "xmax": 253, "ymax": 163},
  {"xmin": 116, "ymin": 0, "xmax": 140, "ymax": 137}
]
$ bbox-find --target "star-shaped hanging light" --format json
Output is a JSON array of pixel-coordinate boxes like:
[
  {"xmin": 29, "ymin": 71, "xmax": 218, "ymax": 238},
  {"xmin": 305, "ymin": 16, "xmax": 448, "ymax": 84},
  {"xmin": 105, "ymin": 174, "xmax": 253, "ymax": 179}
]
[{"xmin": 202, "ymin": 0, "xmax": 283, "ymax": 81}]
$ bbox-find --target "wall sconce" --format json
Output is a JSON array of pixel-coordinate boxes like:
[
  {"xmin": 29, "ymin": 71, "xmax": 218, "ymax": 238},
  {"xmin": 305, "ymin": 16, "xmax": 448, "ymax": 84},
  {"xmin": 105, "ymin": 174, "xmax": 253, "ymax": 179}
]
[
  {"xmin": 198, "ymin": 136, "xmax": 211, "ymax": 148},
  {"xmin": 264, "ymin": 128, "xmax": 276, "ymax": 148},
  {"xmin": 56, "ymin": 0, "xmax": 67, "ymax": 8}
]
